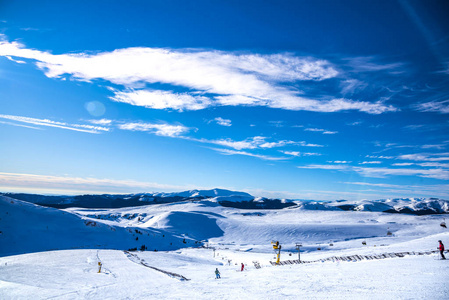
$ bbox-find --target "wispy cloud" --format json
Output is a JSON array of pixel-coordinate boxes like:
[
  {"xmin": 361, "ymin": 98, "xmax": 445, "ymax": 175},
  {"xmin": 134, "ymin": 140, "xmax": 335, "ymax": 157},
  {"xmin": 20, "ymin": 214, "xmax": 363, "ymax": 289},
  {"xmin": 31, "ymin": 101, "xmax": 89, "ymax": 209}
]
[
  {"xmin": 88, "ymin": 119, "xmax": 113, "ymax": 126},
  {"xmin": 198, "ymin": 136, "xmax": 296, "ymax": 151},
  {"xmin": 298, "ymin": 163, "xmax": 449, "ymax": 180},
  {"xmin": 0, "ymin": 37, "xmax": 398, "ymax": 114},
  {"xmin": 353, "ymin": 166, "xmax": 449, "ymax": 180},
  {"xmin": 211, "ymin": 117, "xmax": 232, "ymax": 127},
  {"xmin": 392, "ymin": 162, "xmax": 415, "ymax": 166},
  {"xmin": 359, "ymin": 161, "xmax": 382, "ymax": 164},
  {"xmin": 111, "ymin": 89, "xmax": 211, "ymax": 111},
  {"xmin": 117, "ymin": 122, "xmax": 190, "ymax": 137},
  {"xmin": 0, "ymin": 114, "xmax": 110, "ymax": 133},
  {"xmin": 304, "ymin": 127, "xmax": 338, "ymax": 134},
  {"xmin": 347, "ymin": 121, "xmax": 363, "ymax": 126},
  {"xmin": 366, "ymin": 155, "xmax": 395, "ymax": 159},
  {"xmin": 298, "ymin": 164, "xmax": 349, "ymax": 170},
  {"xmin": 419, "ymin": 162, "xmax": 449, "ymax": 168},
  {"xmin": 414, "ymin": 100, "xmax": 449, "ymax": 114},
  {"xmin": 340, "ymin": 79, "xmax": 368, "ymax": 96},
  {"xmin": 421, "ymin": 144, "xmax": 446, "ymax": 150},
  {"xmin": 344, "ymin": 56, "xmax": 405, "ymax": 74},
  {"xmin": 397, "ymin": 153, "xmax": 449, "ymax": 162},
  {"xmin": 0, "ymin": 120, "xmax": 42, "ymax": 130},
  {"xmin": 280, "ymin": 151, "xmax": 322, "ymax": 157},
  {"xmin": 269, "ymin": 121, "xmax": 285, "ymax": 128},
  {"xmin": 210, "ymin": 148, "xmax": 288, "ymax": 161}
]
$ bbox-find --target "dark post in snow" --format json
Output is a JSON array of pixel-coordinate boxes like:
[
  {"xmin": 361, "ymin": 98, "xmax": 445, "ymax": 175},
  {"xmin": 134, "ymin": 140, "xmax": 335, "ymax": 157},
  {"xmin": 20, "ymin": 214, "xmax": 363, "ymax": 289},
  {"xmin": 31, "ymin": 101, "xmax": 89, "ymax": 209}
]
[{"xmin": 296, "ymin": 243, "xmax": 302, "ymax": 262}]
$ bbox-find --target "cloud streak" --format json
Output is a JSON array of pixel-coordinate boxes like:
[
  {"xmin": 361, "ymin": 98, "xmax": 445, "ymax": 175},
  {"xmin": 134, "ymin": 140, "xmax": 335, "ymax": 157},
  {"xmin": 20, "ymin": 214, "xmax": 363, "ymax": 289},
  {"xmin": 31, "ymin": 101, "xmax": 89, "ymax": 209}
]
[
  {"xmin": 304, "ymin": 127, "xmax": 338, "ymax": 134},
  {"xmin": 415, "ymin": 100, "xmax": 449, "ymax": 114},
  {"xmin": 0, "ymin": 37, "xmax": 397, "ymax": 114},
  {"xmin": 0, "ymin": 114, "xmax": 110, "ymax": 133},
  {"xmin": 298, "ymin": 163, "xmax": 449, "ymax": 180},
  {"xmin": 117, "ymin": 122, "xmax": 190, "ymax": 137},
  {"xmin": 210, "ymin": 148, "xmax": 288, "ymax": 161}
]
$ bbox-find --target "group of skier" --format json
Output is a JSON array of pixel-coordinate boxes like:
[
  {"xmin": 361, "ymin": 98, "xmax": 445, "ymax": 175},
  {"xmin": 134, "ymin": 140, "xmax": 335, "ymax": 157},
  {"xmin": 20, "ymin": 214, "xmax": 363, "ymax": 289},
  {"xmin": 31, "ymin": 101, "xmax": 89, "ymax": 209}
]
[
  {"xmin": 215, "ymin": 263, "xmax": 245, "ymax": 279},
  {"xmin": 214, "ymin": 241, "xmax": 446, "ymax": 278}
]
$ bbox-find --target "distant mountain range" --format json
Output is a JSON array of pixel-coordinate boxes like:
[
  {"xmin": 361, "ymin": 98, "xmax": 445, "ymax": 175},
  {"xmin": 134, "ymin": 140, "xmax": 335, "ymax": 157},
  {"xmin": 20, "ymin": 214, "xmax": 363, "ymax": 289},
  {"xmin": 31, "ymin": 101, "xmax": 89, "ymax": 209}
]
[{"xmin": 1, "ymin": 189, "xmax": 448, "ymax": 215}]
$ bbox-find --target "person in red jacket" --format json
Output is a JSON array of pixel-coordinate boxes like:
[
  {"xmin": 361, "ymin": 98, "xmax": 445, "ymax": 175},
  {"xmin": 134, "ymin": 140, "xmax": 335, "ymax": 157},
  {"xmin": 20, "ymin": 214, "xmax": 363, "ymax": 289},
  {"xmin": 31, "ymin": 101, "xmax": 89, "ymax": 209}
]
[
  {"xmin": 241, "ymin": 263, "xmax": 244, "ymax": 271},
  {"xmin": 438, "ymin": 240, "xmax": 446, "ymax": 260}
]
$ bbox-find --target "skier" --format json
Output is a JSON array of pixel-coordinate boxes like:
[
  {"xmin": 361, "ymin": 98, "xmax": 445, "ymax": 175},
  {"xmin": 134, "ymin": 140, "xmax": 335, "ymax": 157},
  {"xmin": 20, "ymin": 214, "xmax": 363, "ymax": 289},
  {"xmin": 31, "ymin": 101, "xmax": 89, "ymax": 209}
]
[
  {"xmin": 215, "ymin": 268, "xmax": 221, "ymax": 279},
  {"xmin": 438, "ymin": 240, "xmax": 446, "ymax": 260},
  {"xmin": 241, "ymin": 263, "xmax": 244, "ymax": 271}
]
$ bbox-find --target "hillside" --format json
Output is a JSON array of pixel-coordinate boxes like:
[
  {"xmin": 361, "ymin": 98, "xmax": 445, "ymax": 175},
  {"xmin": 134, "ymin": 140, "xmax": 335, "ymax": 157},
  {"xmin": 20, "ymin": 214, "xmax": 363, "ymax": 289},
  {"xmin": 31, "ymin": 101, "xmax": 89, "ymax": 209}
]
[
  {"xmin": 0, "ymin": 196, "xmax": 200, "ymax": 257},
  {"xmin": 2, "ymin": 190, "xmax": 448, "ymax": 214},
  {"xmin": 1, "ymin": 193, "xmax": 449, "ymax": 299}
]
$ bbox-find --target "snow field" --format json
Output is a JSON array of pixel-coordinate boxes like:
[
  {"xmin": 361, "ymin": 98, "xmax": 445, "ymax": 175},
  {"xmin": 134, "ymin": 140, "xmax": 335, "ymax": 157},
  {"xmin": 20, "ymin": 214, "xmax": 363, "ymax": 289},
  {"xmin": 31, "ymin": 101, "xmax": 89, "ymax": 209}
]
[
  {"xmin": 1, "ymin": 194, "xmax": 449, "ymax": 298},
  {"xmin": 1, "ymin": 248, "xmax": 448, "ymax": 299}
]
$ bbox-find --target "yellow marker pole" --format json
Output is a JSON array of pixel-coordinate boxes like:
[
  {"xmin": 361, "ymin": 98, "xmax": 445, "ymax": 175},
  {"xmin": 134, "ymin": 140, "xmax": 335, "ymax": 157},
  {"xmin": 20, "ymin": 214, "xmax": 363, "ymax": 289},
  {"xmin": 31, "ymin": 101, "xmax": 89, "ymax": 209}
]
[{"xmin": 98, "ymin": 262, "xmax": 102, "ymax": 273}]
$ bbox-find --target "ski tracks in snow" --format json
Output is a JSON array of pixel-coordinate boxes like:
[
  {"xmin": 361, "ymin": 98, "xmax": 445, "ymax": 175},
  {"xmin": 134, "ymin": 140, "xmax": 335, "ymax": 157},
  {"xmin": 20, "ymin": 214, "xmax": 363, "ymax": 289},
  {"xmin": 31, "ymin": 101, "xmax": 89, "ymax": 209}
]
[{"xmin": 124, "ymin": 251, "xmax": 190, "ymax": 281}]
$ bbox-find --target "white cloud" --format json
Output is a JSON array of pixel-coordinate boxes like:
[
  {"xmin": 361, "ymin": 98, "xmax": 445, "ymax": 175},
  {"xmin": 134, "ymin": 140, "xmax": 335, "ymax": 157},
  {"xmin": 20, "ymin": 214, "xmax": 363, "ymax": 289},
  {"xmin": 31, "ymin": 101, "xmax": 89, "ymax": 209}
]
[
  {"xmin": 213, "ymin": 117, "xmax": 232, "ymax": 127},
  {"xmin": 359, "ymin": 161, "xmax": 382, "ymax": 164},
  {"xmin": 298, "ymin": 164, "xmax": 350, "ymax": 170},
  {"xmin": 398, "ymin": 153, "xmax": 449, "ymax": 162},
  {"xmin": 415, "ymin": 100, "xmax": 449, "ymax": 114},
  {"xmin": 298, "ymin": 163, "xmax": 449, "ymax": 180},
  {"xmin": 0, "ymin": 114, "xmax": 110, "ymax": 133},
  {"xmin": 0, "ymin": 38, "xmax": 398, "ymax": 114},
  {"xmin": 111, "ymin": 89, "xmax": 211, "ymax": 111},
  {"xmin": 210, "ymin": 148, "xmax": 288, "ymax": 161},
  {"xmin": 353, "ymin": 166, "xmax": 449, "ymax": 180},
  {"xmin": 418, "ymin": 162, "xmax": 449, "ymax": 168},
  {"xmin": 0, "ymin": 120, "xmax": 42, "ymax": 130},
  {"xmin": 366, "ymin": 155, "xmax": 395, "ymax": 160},
  {"xmin": 304, "ymin": 127, "xmax": 338, "ymax": 134},
  {"xmin": 392, "ymin": 163, "xmax": 415, "ymax": 166},
  {"xmin": 344, "ymin": 182, "xmax": 402, "ymax": 189},
  {"xmin": 298, "ymin": 141, "xmax": 324, "ymax": 147},
  {"xmin": 421, "ymin": 144, "xmax": 445, "ymax": 149},
  {"xmin": 347, "ymin": 121, "xmax": 363, "ymax": 126},
  {"xmin": 118, "ymin": 122, "xmax": 190, "ymax": 137},
  {"xmin": 340, "ymin": 79, "xmax": 368, "ymax": 96},
  {"xmin": 281, "ymin": 151, "xmax": 321, "ymax": 157},
  {"xmin": 88, "ymin": 119, "xmax": 113, "ymax": 125},
  {"xmin": 345, "ymin": 56, "xmax": 405, "ymax": 73},
  {"xmin": 205, "ymin": 136, "xmax": 295, "ymax": 150}
]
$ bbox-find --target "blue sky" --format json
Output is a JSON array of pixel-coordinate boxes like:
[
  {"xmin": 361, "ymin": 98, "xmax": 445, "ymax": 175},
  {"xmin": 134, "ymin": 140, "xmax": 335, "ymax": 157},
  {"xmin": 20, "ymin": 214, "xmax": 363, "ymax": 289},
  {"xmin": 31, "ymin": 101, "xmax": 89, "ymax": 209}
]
[{"xmin": 1, "ymin": 0, "xmax": 449, "ymax": 200}]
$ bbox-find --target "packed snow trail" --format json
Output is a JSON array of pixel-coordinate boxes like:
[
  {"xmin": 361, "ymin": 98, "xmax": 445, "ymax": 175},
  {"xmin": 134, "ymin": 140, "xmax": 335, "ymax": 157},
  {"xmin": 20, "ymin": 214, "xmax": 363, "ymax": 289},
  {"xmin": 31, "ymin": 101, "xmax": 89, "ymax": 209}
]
[
  {"xmin": 124, "ymin": 251, "xmax": 190, "ymax": 281},
  {"xmin": 270, "ymin": 249, "xmax": 449, "ymax": 265}
]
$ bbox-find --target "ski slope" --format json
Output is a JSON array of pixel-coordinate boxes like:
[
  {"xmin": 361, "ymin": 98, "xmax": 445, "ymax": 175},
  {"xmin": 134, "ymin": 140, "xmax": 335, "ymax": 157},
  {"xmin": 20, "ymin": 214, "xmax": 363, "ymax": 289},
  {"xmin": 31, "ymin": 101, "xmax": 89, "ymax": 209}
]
[{"xmin": 1, "ymin": 194, "xmax": 449, "ymax": 299}]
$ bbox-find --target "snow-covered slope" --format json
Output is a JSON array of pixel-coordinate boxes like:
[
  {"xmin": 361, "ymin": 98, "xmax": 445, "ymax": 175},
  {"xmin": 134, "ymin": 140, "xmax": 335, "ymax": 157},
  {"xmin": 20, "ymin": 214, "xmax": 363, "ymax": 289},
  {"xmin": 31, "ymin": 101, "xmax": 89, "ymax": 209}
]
[
  {"xmin": 0, "ymin": 196, "xmax": 200, "ymax": 257},
  {"xmin": 327, "ymin": 198, "xmax": 449, "ymax": 215},
  {"xmin": 1, "ymin": 192, "xmax": 449, "ymax": 299}
]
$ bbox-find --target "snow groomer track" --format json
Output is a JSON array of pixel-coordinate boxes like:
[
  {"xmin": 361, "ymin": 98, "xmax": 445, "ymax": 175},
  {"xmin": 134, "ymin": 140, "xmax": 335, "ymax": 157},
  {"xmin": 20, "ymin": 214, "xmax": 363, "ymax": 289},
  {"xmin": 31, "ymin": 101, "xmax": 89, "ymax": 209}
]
[{"xmin": 271, "ymin": 250, "xmax": 449, "ymax": 266}]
